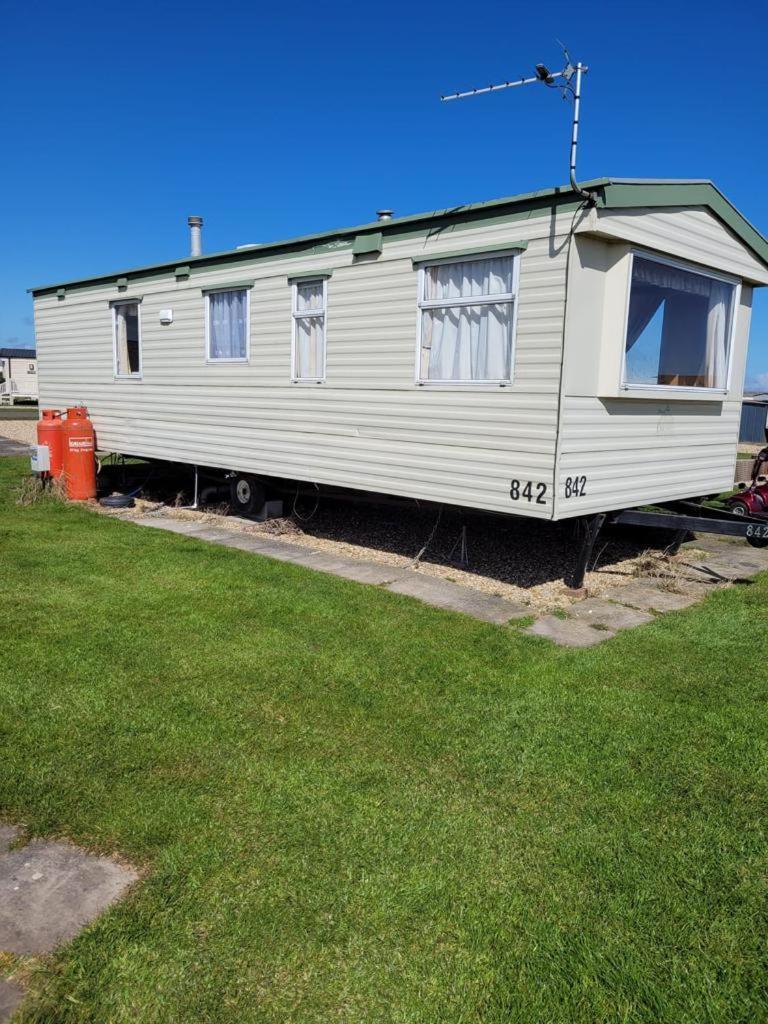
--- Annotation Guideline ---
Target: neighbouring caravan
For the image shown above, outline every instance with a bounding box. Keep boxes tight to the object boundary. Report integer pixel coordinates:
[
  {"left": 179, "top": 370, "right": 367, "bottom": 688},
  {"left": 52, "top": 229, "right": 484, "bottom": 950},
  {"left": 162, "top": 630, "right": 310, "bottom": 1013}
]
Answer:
[
  {"left": 0, "top": 347, "right": 38, "bottom": 404},
  {"left": 30, "top": 178, "right": 768, "bottom": 552}
]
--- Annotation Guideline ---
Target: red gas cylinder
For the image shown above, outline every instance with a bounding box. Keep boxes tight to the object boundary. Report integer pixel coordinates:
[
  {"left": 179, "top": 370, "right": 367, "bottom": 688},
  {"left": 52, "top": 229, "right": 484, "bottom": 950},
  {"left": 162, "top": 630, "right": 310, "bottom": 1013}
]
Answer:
[
  {"left": 36, "top": 409, "right": 64, "bottom": 478},
  {"left": 62, "top": 406, "right": 97, "bottom": 500}
]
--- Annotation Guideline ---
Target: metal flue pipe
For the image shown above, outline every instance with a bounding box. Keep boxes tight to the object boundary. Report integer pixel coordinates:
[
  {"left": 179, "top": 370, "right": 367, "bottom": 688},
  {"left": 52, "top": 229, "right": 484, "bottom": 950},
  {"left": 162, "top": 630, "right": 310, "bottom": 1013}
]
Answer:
[{"left": 187, "top": 216, "right": 203, "bottom": 257}]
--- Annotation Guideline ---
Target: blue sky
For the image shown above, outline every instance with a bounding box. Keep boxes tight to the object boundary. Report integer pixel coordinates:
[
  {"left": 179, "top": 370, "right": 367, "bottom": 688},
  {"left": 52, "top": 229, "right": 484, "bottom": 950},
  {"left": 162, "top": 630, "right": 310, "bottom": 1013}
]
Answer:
[{"left": 2, "top": 0, "right": 767, "bottom": 388}]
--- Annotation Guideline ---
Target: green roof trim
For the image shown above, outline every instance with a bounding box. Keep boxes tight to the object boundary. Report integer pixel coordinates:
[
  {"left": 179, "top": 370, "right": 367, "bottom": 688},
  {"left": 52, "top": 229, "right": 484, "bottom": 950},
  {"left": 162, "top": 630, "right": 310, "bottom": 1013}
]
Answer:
[
  {"left": 352, "top": 232, "right": 383, "bottom": 255},
  {"left": 201, "top": 280, "right": 255, "bottom": 294},
  {"left": 287, "top": 270, "right": 334, "bottom": 283},
  {"left": 28, "top": 179, "right": 768, "bottom": 296},
  {"left": 412, "top": 240, "right": 528, "bottom": 265},
  {"left": 174, "top": 265, "right": 191, "bottom": 279}
]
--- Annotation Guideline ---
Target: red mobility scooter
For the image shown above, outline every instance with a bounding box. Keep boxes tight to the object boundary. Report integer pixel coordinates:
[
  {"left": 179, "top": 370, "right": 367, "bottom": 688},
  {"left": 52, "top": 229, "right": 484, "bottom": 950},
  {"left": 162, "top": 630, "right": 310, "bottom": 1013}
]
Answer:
[{"left": 725, "top": 410, "right": 768, "bottom": 547}]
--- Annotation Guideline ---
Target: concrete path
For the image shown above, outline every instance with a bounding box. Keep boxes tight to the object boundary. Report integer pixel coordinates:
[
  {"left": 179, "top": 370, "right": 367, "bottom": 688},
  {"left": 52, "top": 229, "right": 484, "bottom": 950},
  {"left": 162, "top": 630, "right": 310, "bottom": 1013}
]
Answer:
[
  {"left": 0, "top": 824, "right": 137, "bottom": 1020},
  {"left": 0, "top": 837, "right": 138, "bottom": 956},
  {"left": 129, "top": 514, "right": 768, "bottom": 645},
  {"left": 0, "top": 438, "right": 29, "bottom": 458},
  {"left": 133, "top": 515, "right": 530, "bottom": 625},
  {"left": 527, "top": 539, "right": 768, "bottom": 647}
]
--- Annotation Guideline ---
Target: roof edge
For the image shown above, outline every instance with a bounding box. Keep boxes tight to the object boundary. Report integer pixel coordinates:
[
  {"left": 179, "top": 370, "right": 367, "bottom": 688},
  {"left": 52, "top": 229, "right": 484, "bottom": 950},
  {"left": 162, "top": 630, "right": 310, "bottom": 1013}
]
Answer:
[{"left": 29, "top": 178, "right": 768, "bottom": 295}]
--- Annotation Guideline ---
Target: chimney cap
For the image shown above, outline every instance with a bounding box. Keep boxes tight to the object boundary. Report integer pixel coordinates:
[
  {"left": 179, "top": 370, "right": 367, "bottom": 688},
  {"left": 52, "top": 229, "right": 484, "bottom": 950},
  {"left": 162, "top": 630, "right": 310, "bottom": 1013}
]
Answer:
[
  {"left": 376, "top": 209, "right": 394, "bottom": 221},
  {"left": 187, "top": 215, "right": 204, "bottom": 227}
]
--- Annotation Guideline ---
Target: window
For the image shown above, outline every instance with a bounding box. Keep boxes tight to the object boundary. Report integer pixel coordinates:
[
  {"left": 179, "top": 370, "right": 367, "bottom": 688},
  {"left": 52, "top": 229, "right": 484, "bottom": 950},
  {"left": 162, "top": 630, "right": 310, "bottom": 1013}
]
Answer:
[
  {"left": 292, "top": 279, "right": 326, "bottom": 381},
  {"left": 623, "top": 254, "right": 736, "bottom": 391},
  {"left": 207, "top": 289, "right": 249, "bottom": 361},
  {"left": 113, "top": 302, "right": 141, "bottom": 376},
  {"left": 417, "top": 254, "right": 517, "bottom": 383}
]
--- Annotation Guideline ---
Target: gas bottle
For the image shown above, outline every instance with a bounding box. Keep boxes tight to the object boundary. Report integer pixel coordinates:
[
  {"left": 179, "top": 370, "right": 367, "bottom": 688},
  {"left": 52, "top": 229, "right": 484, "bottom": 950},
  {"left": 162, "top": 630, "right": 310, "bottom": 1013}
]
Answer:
[
  {"left": 62, "top": 406, "right": 96, "bottom": 500},
  {"left": 36, "top": 409, "right": 64, "bottom": 478}
]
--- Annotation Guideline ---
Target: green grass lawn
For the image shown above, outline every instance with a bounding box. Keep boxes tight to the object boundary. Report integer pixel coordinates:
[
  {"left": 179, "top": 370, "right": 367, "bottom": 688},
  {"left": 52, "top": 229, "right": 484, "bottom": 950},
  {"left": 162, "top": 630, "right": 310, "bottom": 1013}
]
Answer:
[{"left": 1, "top": 457, "right": 767, "bottom": 1023}]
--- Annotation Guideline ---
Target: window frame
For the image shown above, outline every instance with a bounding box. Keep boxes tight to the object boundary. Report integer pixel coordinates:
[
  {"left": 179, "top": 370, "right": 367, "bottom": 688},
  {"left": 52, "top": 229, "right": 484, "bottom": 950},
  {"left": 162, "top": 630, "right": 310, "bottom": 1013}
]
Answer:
[
  {"left": 205, "top": 286, "right": 251, "bottom": 363},
  {"left": 414, "top": 249, "right": 520, "bottom": 387},
  {"left": 619, "top": 249, "right": 740, "bottom": 396},
  {"left": 112, "top": 299, "right": 143, "bottom": 379},
  {"left": 291, "top": 277, "right": 327, "bottom": 384}
]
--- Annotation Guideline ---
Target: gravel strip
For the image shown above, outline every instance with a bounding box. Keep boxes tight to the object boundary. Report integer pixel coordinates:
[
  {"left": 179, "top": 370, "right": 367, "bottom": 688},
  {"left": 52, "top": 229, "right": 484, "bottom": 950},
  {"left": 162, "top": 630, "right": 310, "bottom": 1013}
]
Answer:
[{"left": 0, "top": 420, "right": 36, "bottom": 444}]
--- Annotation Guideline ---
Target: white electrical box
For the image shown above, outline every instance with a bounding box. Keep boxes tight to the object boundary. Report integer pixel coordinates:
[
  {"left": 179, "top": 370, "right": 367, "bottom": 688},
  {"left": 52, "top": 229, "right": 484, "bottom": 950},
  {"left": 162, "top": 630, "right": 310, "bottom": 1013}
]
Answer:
[
  {"left": 159, "top": 309, "right": 173, "bottom": 324},
  {"left": 31, "top": 444, "right": 50, "bottom": 474}
]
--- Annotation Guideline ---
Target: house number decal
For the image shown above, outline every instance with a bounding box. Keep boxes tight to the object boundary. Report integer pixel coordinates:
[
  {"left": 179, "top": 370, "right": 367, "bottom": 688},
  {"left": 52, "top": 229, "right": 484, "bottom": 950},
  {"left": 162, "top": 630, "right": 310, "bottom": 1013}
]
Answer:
[
  {"left": 510, "top": 480, "right": 547, "bottom": 504},
  {"left": 746, "top": 524, "right": 768, "bottom": 539},
  {"left": 564, "top": 475, "right": 588, "bottom": 498}
]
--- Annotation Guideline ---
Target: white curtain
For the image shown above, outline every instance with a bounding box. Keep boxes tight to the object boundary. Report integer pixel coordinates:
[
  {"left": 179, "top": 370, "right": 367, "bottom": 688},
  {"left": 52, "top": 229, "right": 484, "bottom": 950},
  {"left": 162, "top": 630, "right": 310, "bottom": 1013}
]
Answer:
[
  {"left": 632, "top": 257, "right": 712, "bottom": 297},
  {"left": 209, "top": 290, "right": 247, "bottom": 359},
  {"left": 627, "top": 258, "right": 733, "bottom": 388},
  {"left": 115, "top": 307, "right": 129, "bottom": 374},
  {"left": 423, "top": 304, "right": 510, "bottom": 381},
  {"left": 421, "top": 257, "right": 513, "bottom": 381},
  {"left": 705, "top": 281, "right": 731, "bottom": 388},
  {"left": 424, "top": 257, "right": 513, "bottom": 302},
  {"left": 294, "top": 282, "right": 325, "bottom": 379}
]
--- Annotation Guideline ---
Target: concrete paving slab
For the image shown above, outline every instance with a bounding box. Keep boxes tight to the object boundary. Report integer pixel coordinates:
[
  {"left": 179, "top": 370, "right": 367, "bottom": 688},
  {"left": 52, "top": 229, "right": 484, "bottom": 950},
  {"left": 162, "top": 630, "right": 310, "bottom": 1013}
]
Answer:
[
  {"left": 0, "top": 979, "right": 24, "bottom": 1022},
  {"left": 0, "top": 840, "right": 138, "bottom": 955},
  {"left": 684, "top": 557, "right": 762, "bottom": 581},
  {"left": 0, "top": 438, "right": 29, "bottom": 458},
  {"left": 181, "top": 526, "right": 239, "bottom": 544},
  {"left": 0, "top": 826, "right": 19, "bottom": 855},
  {"left": 132, "top": 517, "right": 203, "bottom": 536},
  {"left": 201, "top": 532, "right": 281, "bottom": 554},
  {"left": 568, "top": 599, "right": 653, "bottom": 630},
  {"left": 387, "top": 573, "right": 529, "bottom": 624},
  {"left": 318, "top": 559, "right": 405, "bottom": 586},
  {"left": 669, "top": 577, "right": 719, "bottom": 599},
  {"left": 526, "top": 615, "right": 613, "bottom": 647},
  {"left": 601, "top": 581, "right": 700, "bottom": 613},
  {"left": 293, "top": 551, "right": 405, "bottom": 585}
]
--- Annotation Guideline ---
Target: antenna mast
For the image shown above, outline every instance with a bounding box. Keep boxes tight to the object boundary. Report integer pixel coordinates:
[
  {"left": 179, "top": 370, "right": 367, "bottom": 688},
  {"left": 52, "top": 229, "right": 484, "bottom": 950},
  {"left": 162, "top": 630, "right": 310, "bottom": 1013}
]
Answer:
[{"left": 441, "top": 46, "right": 594, "bottom": 204}]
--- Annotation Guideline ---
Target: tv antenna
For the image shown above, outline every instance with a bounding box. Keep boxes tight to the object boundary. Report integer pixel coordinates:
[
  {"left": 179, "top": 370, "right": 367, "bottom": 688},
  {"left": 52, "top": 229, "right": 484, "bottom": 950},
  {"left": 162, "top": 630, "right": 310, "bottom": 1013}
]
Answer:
[{"left": 441, "top": 44, "right": 595, "bottom": 205}]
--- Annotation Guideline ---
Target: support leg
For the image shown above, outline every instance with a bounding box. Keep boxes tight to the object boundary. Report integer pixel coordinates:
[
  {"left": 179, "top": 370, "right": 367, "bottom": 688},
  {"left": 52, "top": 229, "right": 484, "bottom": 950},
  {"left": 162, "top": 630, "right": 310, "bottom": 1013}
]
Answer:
[
  {"left": 666, "top": 527, "right": 689, "bottom": 557},
  {"left": 569, "top": 513, "right": 606, "bottom": 591}
]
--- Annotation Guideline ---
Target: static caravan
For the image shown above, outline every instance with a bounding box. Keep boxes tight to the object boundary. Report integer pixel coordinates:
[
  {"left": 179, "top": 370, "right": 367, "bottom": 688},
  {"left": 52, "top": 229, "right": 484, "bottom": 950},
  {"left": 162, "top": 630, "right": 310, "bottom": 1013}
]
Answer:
[
  {"left": 0, "top": 347, "right": 38, "bottom": 404},
  {"left": 30, "top": 178, "right": 768, "bottom": 576}
]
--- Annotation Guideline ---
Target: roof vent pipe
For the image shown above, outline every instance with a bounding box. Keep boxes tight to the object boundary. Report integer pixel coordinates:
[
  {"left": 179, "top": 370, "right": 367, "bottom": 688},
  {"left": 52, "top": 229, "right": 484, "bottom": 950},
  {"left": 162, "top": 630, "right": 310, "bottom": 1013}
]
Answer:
[
  {"left": 187, "top": 216, "right": 203, "bottom": 257},
  {"left": 376, "top": 209, "right": 393, "bottom": 221}
]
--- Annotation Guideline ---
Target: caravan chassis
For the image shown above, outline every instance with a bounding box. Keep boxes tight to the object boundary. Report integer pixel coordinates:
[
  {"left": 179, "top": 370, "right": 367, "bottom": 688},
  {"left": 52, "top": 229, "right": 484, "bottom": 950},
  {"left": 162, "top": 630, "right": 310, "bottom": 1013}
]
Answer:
[{"left": 100, "top": 456, "right": 766, "bottom": 591}]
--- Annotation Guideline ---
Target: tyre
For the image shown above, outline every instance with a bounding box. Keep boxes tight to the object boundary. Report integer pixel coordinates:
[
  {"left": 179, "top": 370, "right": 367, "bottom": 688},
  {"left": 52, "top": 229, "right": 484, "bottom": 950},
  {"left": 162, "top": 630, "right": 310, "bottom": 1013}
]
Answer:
[
  {"left": 730, "top": 502, "right": 748, "bottom": 517},
  {"left": 229, "top": 474, "right": 266, "bottom": 516}
]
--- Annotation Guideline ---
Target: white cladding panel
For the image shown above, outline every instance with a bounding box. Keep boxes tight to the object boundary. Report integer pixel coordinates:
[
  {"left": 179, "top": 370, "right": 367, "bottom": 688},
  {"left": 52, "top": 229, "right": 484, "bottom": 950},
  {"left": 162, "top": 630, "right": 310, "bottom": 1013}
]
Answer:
[
  {"left": 556, "top": 396, "right": 743, "bottom": 517},
  {"left": 581, "top": 206, "right": 768, "bottom": 284},
  {"left": 35, "top": 209, "right": 572, "bottom": 518}
]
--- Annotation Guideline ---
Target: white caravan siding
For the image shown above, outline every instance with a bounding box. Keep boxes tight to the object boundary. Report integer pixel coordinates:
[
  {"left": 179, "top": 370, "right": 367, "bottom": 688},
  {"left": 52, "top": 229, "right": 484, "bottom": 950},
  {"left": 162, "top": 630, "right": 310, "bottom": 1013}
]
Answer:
[
  {"left": 554, "top": 206, "right": 757, "bottom": 518},
  {"left": 34, "top": 199, "right": 765, "bottom": 521},
  {"left": 35, "top": 208, "right": 573, "bottom": 518}
]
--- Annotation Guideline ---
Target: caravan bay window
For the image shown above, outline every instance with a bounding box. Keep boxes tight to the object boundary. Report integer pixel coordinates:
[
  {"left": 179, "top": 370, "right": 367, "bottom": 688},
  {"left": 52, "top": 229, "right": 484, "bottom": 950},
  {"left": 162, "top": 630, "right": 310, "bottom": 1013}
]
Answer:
[
  {"left": 622, "top": 254, "right": 736, "bottom": 391},
  {"left": 417, "top": 253, "right": 518, "bottom": 384},
  {"left": 113, "top": 301, "right": 141, "bottom": 377}
]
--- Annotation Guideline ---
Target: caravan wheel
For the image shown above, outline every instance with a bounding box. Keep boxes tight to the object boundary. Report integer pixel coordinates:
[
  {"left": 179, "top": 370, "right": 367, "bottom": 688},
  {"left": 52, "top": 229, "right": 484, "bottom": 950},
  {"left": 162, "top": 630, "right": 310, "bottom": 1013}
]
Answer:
[{"left": 229, "top": 474, "right": 265, "bottom": 516}]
